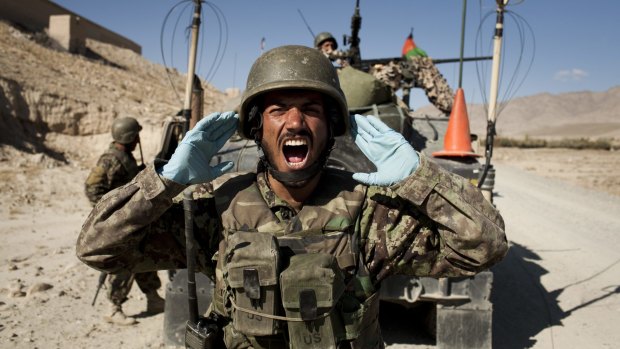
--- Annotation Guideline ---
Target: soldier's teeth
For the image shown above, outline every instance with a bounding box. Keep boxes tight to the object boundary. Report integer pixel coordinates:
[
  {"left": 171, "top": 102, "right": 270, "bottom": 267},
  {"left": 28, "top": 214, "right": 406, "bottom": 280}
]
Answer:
[{"left": 284, "top": 139, "right": 307, "bottom": 146}]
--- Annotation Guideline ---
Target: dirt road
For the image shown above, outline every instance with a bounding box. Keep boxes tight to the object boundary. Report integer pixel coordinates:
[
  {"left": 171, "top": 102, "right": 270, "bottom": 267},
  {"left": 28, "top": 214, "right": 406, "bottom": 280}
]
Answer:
[
  {"left": 1, "top": 155, "right": 619, "bottom": 348},
  {"left": 384, "top": 162, "right": 620, "bottom": 348},
  {"left": 490, "top": 163, "right": 620, "bottom": 348}
]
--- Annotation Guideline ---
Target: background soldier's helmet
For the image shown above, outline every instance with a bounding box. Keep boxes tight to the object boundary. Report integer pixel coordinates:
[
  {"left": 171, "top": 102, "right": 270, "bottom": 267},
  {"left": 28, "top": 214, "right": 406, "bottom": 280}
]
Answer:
[
  {"left": 238, "top": 45, "right": 348, "bottom": 140},
  {"left": 111, "top": 117, "right": 142, "bottom": 144},
  {"left": 314, "top": 32, "right": 338, "bottom": 50}
]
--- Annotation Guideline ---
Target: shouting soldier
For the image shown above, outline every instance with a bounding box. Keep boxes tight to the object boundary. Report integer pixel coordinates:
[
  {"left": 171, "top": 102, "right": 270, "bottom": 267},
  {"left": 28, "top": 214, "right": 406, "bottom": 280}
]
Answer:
[{"left": 77, "top": 46, "right": 507, "bottom": 347}]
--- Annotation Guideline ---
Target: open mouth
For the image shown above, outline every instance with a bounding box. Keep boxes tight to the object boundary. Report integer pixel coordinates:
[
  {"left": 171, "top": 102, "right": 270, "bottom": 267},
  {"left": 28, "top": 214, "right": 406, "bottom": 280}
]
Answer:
[{"left": 282, "top": 138, "right": 309, "bottom": 169}]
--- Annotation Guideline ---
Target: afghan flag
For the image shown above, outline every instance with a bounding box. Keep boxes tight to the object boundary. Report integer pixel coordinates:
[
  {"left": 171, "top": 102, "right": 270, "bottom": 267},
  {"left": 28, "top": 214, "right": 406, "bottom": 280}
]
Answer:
[{"left": 402, "top": 32, "right": 427, "bottom": 59}]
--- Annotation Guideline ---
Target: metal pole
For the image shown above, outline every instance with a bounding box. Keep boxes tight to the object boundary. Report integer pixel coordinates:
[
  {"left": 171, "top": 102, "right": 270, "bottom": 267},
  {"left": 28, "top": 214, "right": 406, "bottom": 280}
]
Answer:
[
  {"left": 458, "top": 0, "right": 467, "bottom": 88},
  {"left": 181, "top": 0, "right": 202, "bottom": 133},
  {"left": 190, "top": 74, "right": 204, "bottom": 130},
  {"left": 181, "top": 0, "right": 202, "bottom": 328},
  {"left": 183, "top": 189, "right": 199, "bottom": 325},
  {"left": 402, "top": 87, "right": 411, "bottom": 108},
  {"left": 478, "top": 0, "right": 508, "bottom": 202}
]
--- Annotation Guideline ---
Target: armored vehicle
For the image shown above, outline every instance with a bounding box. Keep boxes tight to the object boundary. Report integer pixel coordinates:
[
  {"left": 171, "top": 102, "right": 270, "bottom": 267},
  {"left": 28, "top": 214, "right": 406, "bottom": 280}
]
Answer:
[{"left": 159, "top": 2, "right": 498, "bottom": 348}]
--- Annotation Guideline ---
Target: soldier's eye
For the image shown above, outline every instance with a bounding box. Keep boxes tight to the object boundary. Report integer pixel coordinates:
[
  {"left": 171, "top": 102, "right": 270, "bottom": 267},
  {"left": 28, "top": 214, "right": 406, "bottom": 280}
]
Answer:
[
  {"left": 265, "top": 106, "right": 286, "bottom": 117},
  {"left": 302, "top": 102, "right": 323, "bottom": 116},
  {"left": 303, "top": 107, "right": 321, "bottom": 117}
]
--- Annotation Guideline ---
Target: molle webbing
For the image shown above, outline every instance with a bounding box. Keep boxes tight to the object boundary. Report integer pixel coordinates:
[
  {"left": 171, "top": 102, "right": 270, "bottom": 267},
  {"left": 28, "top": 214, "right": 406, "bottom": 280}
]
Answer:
[{"left": 212, "top": 169, "right": 381, "bottom": 347}]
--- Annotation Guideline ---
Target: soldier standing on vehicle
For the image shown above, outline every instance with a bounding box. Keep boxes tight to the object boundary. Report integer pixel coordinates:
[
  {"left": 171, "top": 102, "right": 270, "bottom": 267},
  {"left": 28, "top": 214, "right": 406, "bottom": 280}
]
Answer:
[
  {"left": 77, "top": 46, "right": 507, "bottom": 347},
  {"left": 84, "top": 117, "right": 165, "bottom": 326},
  {"left": 314, "top": 31, "right": 349, "bottom": 67}
]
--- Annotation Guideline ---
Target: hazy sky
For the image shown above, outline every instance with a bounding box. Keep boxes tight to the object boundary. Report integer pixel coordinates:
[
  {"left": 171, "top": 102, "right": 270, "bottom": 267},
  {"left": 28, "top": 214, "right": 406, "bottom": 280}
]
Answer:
[{"left": 51, "top": 0, "right": 619, "bottom": 110}]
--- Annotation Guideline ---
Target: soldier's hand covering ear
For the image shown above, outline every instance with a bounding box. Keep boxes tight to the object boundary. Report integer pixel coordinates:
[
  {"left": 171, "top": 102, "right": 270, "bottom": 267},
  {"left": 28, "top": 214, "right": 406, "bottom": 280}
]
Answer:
[
  {"left": 350, "top": 114, "right": 419, "bottom": 186},
  {"left": 159, "top": 111, "right": 239, "bottom": 185}
]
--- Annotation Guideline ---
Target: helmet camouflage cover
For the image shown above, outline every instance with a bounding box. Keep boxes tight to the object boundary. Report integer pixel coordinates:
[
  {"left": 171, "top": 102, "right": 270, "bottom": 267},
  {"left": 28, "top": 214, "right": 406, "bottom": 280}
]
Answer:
[
  {"left": 238, "top": 45, "right": 348, "bottom": 139},
  {"left": 314, "top": 32, "right": 338, "bottom": 50},
  {"left": 111, "top": 117, "right": 142, "bottom": 144}
]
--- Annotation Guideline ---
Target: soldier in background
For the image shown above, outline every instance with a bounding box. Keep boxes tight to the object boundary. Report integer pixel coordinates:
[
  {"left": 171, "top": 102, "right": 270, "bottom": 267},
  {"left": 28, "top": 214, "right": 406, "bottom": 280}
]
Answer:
[
  {"left": 314, "top": 31, "right": 350, "bottom": 67},
  {"left": 314, "top": 30, "right": 454, "bottom": 115},
  {"left": 84, "top": 117, "right": 165, "bottom": 326}
]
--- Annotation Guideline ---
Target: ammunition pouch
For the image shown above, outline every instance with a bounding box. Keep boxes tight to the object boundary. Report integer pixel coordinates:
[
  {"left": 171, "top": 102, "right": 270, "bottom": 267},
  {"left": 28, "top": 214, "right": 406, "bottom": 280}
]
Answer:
[
  {"left": 224, "top": 231, "right": 280, "bottom": 336},
  {"left": 280, "top": 253, "right": 346, "bottom": 348},
  {"left": 345, "top": 293, "right": 382, "bottom": 349}
]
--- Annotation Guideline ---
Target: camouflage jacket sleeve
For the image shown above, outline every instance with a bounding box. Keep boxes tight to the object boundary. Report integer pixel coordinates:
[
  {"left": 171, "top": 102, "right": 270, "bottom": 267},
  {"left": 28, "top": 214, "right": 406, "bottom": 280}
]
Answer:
[
  {"left": 359, "top": 153, "right": 508, "bottom": 281},
  {"left": 77, "top": 162, "right": 219, "bottom": 276}
]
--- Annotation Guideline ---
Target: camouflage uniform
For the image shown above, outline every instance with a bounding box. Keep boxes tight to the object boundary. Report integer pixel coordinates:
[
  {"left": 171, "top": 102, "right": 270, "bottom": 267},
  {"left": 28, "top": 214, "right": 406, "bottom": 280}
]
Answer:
[
  {"left": 84, "top": 143, "right": 160, "bottom": 307},
  {"left": 325, "top": 50, "right": 351, "bottom": 68},
  {"left": 370, "top": 56, "right": 454, "bottom": 115},
  {"left": 369, "top": 61, "right": 403, "bottom": 91},
  {"left": 77, "top": 153, "right": 507, "bottom": 347},
  {"left": 85, "top": 142, "right": 143, "bottom": 204}
]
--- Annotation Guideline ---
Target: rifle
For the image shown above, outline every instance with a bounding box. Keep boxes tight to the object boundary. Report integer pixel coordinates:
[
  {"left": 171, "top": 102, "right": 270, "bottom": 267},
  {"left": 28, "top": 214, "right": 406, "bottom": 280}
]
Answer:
[{"left": 91, "top": 271, "right": 107, "bottom": 306}]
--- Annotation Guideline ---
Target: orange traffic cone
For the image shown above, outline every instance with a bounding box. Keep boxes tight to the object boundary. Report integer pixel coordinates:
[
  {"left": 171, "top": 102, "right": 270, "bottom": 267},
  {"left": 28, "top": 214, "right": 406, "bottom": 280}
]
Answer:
[{"left": 432, "top": 88, "right": 480, "bottom": 157}]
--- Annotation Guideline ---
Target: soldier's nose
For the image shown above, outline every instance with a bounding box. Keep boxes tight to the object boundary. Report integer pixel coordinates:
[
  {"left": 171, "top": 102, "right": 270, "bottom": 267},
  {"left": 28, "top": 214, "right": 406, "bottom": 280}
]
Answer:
[{"left": 285, "top": 108, "right": 305, "bottom": 129}]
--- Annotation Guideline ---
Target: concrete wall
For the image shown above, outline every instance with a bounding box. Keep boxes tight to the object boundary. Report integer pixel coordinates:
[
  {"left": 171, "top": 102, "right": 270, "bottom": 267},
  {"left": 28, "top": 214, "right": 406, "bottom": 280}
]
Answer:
[
  {"left": 0, "top": 0, "right": 141, "bottom": 54},
  {"left": 48, "top": 15, "right": 84, "bottom": 53}
]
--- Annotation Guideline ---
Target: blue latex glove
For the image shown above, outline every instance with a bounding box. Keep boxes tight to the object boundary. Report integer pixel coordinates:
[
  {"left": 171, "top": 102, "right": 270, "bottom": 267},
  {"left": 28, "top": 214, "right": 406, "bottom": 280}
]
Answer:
[
  {"left": 350, "top": 114, "right": 419, "bottom": 186},
  {"left": 159, "top": 111, "right": 239, "bottom": 185}
]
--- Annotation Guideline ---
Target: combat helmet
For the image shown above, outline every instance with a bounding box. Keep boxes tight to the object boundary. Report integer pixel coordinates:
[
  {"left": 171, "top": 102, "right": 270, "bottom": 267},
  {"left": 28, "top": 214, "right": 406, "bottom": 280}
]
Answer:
[
  {"left": 238, "top": 45, "right": 348, "bottom": 140},
  {"left": 111, "top": 117, "right": 142, "bottom": 144},
  {"left": 314, "top": 32, "right": 338, "bottom": 50}
]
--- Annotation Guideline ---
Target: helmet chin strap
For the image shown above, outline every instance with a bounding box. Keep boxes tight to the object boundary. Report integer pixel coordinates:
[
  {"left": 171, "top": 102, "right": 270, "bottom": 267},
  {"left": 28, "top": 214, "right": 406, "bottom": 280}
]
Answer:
[{"left": 261, "top": 158, "right": 324, "bottom": 187}]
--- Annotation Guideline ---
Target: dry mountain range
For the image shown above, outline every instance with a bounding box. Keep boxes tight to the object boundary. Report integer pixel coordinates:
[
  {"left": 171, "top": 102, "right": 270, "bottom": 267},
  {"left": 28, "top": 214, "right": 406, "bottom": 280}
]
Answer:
[{"left": 1, "top": 19, "right": 619, "bottom": 165}]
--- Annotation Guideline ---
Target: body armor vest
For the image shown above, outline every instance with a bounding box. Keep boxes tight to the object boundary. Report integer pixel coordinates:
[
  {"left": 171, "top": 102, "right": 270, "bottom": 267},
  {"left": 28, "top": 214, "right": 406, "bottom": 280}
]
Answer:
[{"left": 210, "top": 170, "right": 383, "bottom": 349}]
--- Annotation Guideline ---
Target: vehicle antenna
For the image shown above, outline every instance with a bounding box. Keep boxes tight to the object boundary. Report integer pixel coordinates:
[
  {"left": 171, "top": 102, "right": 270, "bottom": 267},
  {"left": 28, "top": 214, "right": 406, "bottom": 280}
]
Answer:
[
  {"left": 487, "top": 0, "right": 508, "bottom": 126},
  {"left": 181, "top": 0, "right": 202, "bottom": 135},
  {"left": 297, "top": 9, "right": 315, "bottom": 39},
  {"left": 458, "top": 0, "right": 467, "bottom": 88}
]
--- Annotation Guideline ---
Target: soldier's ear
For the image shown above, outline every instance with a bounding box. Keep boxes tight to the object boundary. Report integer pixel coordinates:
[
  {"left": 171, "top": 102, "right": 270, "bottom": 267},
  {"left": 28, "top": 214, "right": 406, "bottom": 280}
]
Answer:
[
  {"left": 324, "top": 97, "right": 345, "bottom": 137},
  {"left": 255, "top": 127, "right": 263, "bottom": 143},
  {"left": 248, "top": 103, "right": 264, "bottom": 141}
]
